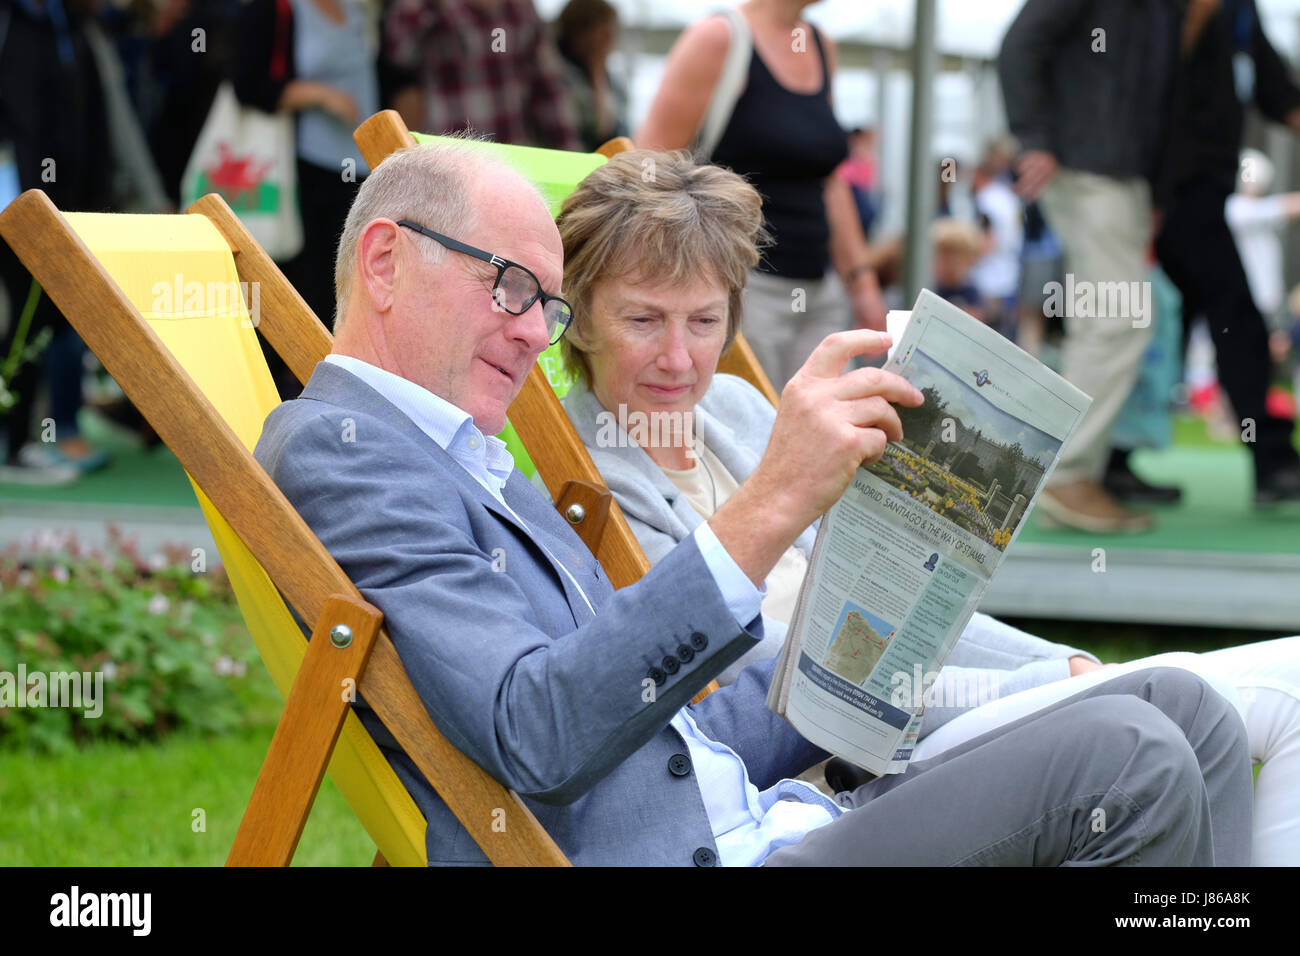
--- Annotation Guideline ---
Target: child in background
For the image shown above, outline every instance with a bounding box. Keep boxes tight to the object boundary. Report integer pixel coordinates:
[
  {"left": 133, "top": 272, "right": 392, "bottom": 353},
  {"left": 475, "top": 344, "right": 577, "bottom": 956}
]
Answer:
[
  {"left": 836, "top": 127, "right": 880, "bottom": 238},
  {"left": 969, "top": 154, "right": 1022, "bottom": 338},
  {"left": 930, "top": 217, "right": 986, "bottom": 324},
  {"left": 1225, "top": 148, "right": 1300, "bottom": 419},
  {"left": 1284, "top": 284, "right": 1300, "bottom": 408}
]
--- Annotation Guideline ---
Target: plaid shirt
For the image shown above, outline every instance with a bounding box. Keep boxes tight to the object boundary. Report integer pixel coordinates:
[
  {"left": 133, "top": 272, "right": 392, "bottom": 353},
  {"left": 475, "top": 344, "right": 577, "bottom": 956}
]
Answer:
[{"left": 385, "top": 0, "right": 583, "bottom": 151}]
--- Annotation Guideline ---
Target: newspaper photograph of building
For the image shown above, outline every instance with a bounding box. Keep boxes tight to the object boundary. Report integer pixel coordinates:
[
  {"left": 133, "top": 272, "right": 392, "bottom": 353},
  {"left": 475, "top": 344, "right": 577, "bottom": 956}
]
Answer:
[{"left": 866, "top": 347, "right": 1060, "bottom": 550}]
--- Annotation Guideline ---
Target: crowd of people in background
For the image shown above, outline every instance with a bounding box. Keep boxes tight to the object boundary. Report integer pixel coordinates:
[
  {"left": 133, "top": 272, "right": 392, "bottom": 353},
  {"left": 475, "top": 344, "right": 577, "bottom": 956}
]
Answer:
[
  {"left": 3, "top": 0, "right": 1299, "bottom": 535},
  {"left": 839, "top": 0, "right": 1300, "bottom": 532},
  {"left": 0, "top": 0, "right": 624, "bottom": 484}
]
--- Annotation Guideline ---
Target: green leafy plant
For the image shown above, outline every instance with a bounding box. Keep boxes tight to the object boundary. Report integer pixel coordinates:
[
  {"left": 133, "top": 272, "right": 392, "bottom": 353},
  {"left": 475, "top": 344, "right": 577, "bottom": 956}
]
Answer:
[{"left": 0, "top": 526, "right": 262, "bottom": 752}]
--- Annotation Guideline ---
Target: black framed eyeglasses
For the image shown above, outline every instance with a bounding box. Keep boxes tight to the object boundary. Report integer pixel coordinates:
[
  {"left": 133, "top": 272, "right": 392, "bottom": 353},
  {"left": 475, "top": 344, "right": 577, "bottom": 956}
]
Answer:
[{"left": 397, "top": 220, "right": 573, "bottom": 346}]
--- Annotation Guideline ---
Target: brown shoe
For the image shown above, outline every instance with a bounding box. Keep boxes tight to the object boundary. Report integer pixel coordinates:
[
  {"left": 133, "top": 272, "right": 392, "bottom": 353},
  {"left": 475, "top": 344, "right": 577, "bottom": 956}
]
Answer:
[{"left": 1037, "top": 479, "right": 1154, "bottom": 533}]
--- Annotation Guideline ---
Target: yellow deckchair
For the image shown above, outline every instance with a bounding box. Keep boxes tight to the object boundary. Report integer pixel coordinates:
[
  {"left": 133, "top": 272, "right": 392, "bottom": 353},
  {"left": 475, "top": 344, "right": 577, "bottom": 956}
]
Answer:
[
  {"left": 0, "top": 119, "right": 782, "bottom": 867},
  {"left": 0, "top": 190, "right": 565, "bottom": 866}
]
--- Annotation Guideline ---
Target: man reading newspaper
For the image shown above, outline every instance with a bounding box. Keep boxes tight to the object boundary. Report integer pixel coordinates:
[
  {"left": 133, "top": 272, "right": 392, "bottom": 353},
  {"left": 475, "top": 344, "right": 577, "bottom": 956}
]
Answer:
[{"left": 254, "top": 143, "right": 1251, "bottom": 866}]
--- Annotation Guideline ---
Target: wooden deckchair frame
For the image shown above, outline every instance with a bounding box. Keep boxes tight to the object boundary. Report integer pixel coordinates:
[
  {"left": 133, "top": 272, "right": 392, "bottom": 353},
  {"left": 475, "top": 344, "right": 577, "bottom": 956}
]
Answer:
[
  {"left": 0, "top": 189, "right": 568, "bottom": 867},
  {"left": 0, "top": 117, "right": 783, "bottom": 869}
]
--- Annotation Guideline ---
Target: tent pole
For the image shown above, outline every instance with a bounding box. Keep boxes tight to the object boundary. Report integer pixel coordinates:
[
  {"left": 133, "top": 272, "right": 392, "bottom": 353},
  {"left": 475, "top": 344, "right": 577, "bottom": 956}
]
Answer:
[{"left": 903, "top": 0, "right": 938, "bottom": 304}]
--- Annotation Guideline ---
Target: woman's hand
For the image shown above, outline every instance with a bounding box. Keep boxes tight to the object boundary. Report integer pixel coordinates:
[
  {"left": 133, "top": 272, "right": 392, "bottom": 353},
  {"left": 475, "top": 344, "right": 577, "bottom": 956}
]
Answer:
[
  {"left": 849, "top": 269, "right": 887, "bottom": 332},
  {"left": 1069, "top": 656, "right": 1114, "bottom": 677},
  {"left": 279, "top": 81, "right": 360, "bottom": 127},
  {"left": 319, "top": 87, "right": 361, "bottom": 127}
]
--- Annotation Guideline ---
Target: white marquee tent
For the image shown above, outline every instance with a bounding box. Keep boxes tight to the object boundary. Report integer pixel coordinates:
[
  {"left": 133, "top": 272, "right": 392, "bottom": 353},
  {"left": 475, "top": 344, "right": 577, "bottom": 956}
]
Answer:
[
  {"left": 538, "top": 0, "right": 1300, "bottom": 59},
  {"left": 535, "top": 0, "right": 1300, "bottom": 292}
]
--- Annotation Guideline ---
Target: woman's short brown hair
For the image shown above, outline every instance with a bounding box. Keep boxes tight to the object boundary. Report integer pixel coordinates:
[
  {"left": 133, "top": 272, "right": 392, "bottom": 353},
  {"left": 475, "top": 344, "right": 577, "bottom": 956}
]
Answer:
[{"left": 556, "top": 149, "right": 768, "bottom": 383}]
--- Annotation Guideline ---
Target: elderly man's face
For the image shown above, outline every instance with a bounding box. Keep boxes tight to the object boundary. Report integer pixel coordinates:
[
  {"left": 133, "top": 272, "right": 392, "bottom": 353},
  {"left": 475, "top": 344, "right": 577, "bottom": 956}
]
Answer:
[{"left": 393, "top": 176, "right": 561, "bottom": 434}]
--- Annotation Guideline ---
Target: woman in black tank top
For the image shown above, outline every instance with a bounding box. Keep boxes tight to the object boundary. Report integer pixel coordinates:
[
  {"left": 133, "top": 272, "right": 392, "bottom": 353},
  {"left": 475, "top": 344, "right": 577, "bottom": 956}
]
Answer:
[
  {"left": 710, "top": 22, "right": 845, "bottom": 280},
  {"left": 636, "top": 1, "right": 886, "bottom": 388}
]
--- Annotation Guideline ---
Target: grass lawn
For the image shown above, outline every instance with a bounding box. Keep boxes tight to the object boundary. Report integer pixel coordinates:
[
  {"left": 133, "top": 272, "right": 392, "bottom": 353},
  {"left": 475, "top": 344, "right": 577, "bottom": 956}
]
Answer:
[
  {"left": 0, "top": 723, "right": 375, "bottom": 866},
  {"left": 2, "top": 617, "right": 1283, "bottom": 866},
  {"left": 2, "top": 408, "right": 1286, "bottom": 865},
  {"left": 0, "top": 641, "right": 375, "bottom": 866}
]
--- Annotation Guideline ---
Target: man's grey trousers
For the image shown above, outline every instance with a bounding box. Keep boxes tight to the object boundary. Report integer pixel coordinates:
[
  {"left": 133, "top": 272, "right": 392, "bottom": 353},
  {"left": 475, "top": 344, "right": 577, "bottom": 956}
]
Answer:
[{"left": 766, "top": 668, "right": 1252, "bottom": 865}]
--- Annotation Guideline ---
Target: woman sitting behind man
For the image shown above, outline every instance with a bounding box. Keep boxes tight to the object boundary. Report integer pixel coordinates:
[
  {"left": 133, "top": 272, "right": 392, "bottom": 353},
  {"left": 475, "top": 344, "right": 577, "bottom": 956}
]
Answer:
[
  {"left": 556, "top": 150, "right": 1096, "bottom": 702},
  {"left": 555, "top": 150, "right": 1300, "bottom": 865}
]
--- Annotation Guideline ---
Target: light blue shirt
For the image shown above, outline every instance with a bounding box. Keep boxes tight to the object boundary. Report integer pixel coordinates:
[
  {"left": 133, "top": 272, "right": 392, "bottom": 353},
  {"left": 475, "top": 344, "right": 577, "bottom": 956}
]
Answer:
[
  {"left": 325, "top": 355, "right": 516, "bottom": 502},
  {"left": 291, "top": 0, "right": 378, "bottom": 174},
  {"left": 322, "top": 353, "right": 837, "bottom": 864}
]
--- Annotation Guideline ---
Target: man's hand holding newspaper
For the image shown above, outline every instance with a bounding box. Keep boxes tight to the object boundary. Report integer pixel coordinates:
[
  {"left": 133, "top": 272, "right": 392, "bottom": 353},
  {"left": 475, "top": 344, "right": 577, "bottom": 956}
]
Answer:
[{"left": 709, "top": 330, "right": 925, "bottom": 590}]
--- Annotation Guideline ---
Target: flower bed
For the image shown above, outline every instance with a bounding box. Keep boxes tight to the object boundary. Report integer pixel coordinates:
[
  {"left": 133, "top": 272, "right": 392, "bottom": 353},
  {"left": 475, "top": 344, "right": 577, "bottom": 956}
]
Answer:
[{"left": 0, "top": 527, "right": 262, "bottom": 752}]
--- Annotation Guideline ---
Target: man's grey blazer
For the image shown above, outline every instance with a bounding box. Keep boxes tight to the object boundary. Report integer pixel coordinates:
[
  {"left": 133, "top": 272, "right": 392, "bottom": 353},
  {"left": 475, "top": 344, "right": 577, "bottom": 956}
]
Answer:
[
  {"left": 560, "top": 374, "right": 1096, "bottom": 731},
  {"left": 254, "top": 361, "right": 827, "bottom": 866}
]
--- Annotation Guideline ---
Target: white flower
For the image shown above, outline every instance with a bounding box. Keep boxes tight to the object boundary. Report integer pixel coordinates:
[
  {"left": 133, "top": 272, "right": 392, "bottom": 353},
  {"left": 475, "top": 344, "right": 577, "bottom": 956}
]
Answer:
[
  {"left": 17, "top": 569, "right": 33, "bottom": 587},
  {"left": 232, "top": 660, "right": 247, "bottom": 677},
  {"left": 148, "top": 553, "right": 168, "bottom": 571},
  {"left": 101, "top": 661, "right": 117, "bottom": 680},
  {"left": 214, "top": 656, "right": 233, "bottom": 676},
  {"left": 51, "top": 565, "right": 70, "bottom": 584},
  {"left": 147, "top": 593, "right": 169, "bottom": 615}
]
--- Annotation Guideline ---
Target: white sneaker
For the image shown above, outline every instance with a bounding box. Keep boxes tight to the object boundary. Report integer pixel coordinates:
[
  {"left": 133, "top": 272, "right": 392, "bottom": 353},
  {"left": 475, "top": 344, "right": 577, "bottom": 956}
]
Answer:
[{"left": 0, "top": 444, "right": 79, "bottom": 486}]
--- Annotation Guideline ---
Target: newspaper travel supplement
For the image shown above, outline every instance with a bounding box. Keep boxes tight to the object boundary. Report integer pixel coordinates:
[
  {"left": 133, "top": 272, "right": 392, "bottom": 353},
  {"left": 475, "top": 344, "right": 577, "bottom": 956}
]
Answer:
[{"left": 766, "top": 290, "right": 1092, "bottom": 775}]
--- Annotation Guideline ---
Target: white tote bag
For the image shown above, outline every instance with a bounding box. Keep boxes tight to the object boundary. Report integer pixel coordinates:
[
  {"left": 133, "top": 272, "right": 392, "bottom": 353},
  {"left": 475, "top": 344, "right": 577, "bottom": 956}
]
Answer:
[
  {"left": 692, "top": 8, "right": 752, "bottom": 163},
  {"left": 181, "top": 82, "right": 303, "bottom": 261}
]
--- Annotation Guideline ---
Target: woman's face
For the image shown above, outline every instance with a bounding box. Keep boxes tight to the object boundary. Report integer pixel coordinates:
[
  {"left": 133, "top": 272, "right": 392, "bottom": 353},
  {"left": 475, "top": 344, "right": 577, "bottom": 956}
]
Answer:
[{"left": 584, "top": 273, "right": 731, "bottom": 453}]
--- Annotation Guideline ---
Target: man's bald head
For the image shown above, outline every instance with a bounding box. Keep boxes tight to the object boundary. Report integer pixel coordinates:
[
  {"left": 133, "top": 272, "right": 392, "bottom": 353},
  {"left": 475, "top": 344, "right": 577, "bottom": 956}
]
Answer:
[
  {"left": 332, "top": 142, "right": 546, "bottom": 332},
  {"left": 329, "top": 141, "right": 563, "bottom": 434}
]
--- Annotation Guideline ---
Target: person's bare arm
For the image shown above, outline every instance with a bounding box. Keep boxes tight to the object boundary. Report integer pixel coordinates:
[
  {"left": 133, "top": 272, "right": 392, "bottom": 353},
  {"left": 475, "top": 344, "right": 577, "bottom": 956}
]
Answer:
[
  {"left": 634, "top": 15, "right": 733, "bottom": 149},
  {"left": 709, "top": 330, "right": 924, "bottom": 585},
  {"left": 825, "top": 174, "right": 886, "bottom": 330},
  {"left": 817, "top": 31, "right": 884, "bottom": 329}
]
